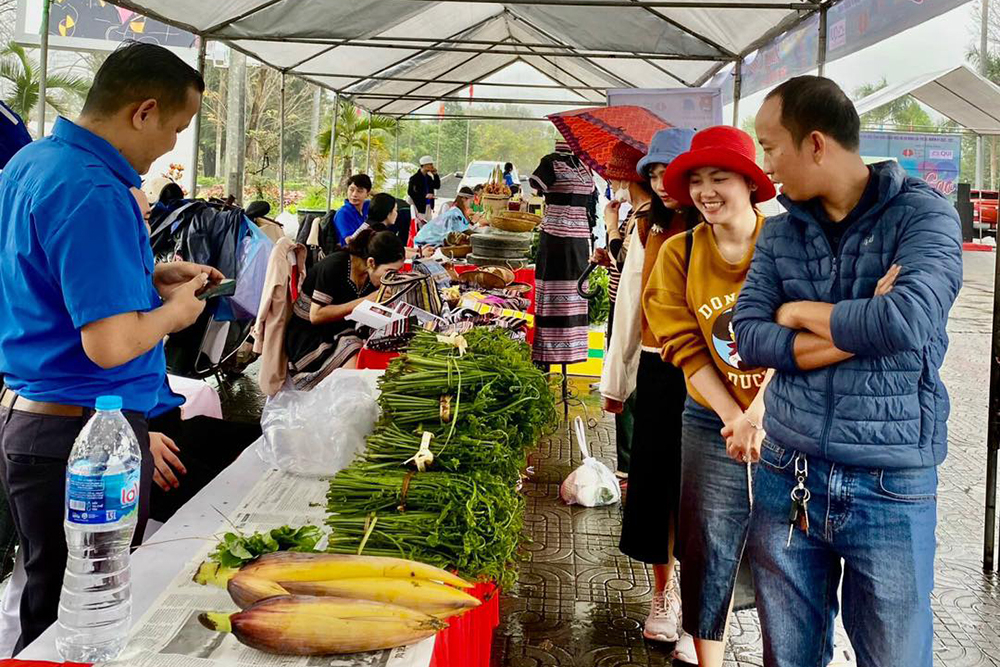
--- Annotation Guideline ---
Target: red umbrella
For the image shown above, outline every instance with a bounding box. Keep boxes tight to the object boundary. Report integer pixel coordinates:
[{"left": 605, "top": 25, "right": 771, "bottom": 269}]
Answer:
[{"left": 548, "top": 106, "right": 672, "bottom": 178}]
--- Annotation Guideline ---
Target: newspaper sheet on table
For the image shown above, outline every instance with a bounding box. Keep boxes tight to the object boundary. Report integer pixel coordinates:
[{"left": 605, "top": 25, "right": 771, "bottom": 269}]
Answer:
[{"left": 105, "top": 468, "right": 435, "bottom": 667}]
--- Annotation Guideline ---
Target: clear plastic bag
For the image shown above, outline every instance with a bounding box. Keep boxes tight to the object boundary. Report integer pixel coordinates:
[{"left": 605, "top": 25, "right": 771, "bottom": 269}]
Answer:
[
  {"left": 259, "top": 369, "right": 382, "bottom": 477},
  {"left": 559, "top": 417, "right": 622, "bottom": 507}
]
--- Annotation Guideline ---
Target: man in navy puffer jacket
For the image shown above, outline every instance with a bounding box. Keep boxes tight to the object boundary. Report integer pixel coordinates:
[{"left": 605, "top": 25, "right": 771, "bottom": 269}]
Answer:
[{"left": 733, "top": 76, "right": 962, "bottom": 667}]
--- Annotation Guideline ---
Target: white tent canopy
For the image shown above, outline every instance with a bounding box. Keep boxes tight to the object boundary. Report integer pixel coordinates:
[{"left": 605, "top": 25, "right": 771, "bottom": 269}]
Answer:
[
  {"left": 854, "top": 64, "right": 1000, "bottom": 136},
  {"left": 106, "top": 0, "right": 828, "bottom": 117}
]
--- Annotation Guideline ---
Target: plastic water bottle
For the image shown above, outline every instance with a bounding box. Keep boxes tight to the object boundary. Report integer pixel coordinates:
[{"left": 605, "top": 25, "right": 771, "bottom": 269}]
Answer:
[{"left": 56, "top": 395, "right": 141, "bottom": 662}]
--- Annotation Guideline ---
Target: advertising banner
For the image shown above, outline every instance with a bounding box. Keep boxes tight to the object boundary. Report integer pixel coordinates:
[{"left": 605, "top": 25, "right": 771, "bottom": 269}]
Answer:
[
  {"left": 606, "top": 87, "right": 724, "bottom": 130},
  {"left": 860, "top": 130, "right": 962, "bottom": 197},
  {"left": 709, "top": 0, "right": 971, "bottom": 103}
]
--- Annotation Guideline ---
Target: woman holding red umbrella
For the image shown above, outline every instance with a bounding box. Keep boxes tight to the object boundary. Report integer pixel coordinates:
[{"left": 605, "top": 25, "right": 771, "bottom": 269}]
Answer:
[{"left": 643, "top": 126, "right": 776, "bottom": 666}]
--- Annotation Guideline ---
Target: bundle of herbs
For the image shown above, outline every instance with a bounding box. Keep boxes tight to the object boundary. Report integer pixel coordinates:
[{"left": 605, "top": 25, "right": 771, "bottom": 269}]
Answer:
[
  {"left": 377, "top": 329, "right": 556, "bottom": 453},
  {"left": 326, "top": 468, "right": 524, "bottom": 588},
  {"left": 363, "top": 423, "right": 526, "bottom": 480}
]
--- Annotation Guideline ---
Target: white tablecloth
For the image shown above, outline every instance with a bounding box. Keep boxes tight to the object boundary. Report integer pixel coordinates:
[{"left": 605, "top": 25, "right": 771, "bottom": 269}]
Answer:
[{"left": 21, "top": 442, "right": 434, "bottom": 667}]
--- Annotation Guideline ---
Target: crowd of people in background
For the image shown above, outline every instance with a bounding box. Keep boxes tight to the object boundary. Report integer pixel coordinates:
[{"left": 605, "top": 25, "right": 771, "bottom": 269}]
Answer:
[{"left": 590, "top": 76, "right": 961, "bottom": 667}]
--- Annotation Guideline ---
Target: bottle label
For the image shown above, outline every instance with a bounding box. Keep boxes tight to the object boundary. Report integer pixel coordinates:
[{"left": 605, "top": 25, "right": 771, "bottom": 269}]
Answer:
[{"left": 66, "top": 469, "right": 140, "bottom": 525}]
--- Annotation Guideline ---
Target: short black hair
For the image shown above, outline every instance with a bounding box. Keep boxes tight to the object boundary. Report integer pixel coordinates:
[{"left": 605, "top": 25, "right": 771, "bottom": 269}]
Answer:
[
  {"left": 158, "top": 182, "right": 184, "bottom": 204},
  {"left": 347, "top": 174, "right": 373, "bottom": 192},
  {"left": 504, "top": 162, "right": 513, "bottom": 173},
  {"left": 368, "top": 192, "right": 397, "bottom": 223},
  {"left": 473, "top": 184, "right": 484, "bottom": 193},
  {"left": 82, "top": 41, "right": 205, "bottom": 118},
  {"left": 766, "top": 76, "right": 860, "bottom": 151}
]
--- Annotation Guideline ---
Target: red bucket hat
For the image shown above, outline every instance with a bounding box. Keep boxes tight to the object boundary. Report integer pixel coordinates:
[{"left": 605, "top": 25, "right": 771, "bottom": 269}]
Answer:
[
  {"left": 603, "top": 141, "right": 645, "bottom": 183},
  {"left": 661, "top": 126, "right": 776, "bottom": 206}
]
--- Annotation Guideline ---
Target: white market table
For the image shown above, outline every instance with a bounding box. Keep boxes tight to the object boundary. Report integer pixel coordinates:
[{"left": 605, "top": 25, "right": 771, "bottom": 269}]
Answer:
[{"left": 20, "top": 442, "right": 435, "bottom": 667}]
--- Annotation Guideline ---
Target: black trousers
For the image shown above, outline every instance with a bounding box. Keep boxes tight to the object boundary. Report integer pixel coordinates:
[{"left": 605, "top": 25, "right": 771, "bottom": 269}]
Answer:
[
  {"left": 147, "top": 410, "right": 260, "bottom": 523},
  {"left": 0, "top": 403, "right": 151, "bottom": 654}
]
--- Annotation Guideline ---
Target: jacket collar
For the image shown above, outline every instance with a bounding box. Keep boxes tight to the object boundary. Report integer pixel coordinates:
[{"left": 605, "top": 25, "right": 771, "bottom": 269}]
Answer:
[
  {"left": 52, "top": 117, "right": 141, "bottom": 189},
  {"left": 778, "top": 160, "right": 905, "bottom": 228}
]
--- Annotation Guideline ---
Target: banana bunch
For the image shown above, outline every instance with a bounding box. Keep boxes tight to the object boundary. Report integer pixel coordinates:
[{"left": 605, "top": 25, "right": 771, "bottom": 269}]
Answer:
[{"left": 196, "top": 552, "right": 481, "bottom": 655}]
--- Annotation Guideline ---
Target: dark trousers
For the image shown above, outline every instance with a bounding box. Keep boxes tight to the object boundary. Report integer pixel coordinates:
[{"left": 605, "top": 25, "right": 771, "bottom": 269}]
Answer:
[
  {"left": 0, "top": 404, "right": 151, "bottom": 654},
  {"left": 147, "top": 410, "right": 260, "bottom": 523}
]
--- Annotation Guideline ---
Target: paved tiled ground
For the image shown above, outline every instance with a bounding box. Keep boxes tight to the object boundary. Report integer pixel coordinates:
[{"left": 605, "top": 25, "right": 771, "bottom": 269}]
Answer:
[{"left": 493, "top": 250, "right": 1000, "bottom": 667}]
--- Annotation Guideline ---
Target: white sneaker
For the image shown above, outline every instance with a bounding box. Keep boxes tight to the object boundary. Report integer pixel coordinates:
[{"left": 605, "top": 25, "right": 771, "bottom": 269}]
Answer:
[
  {"left": 672, "top": 631, "right": 698, "bottom": 664},
  {"left": 642, "top": 588, "right": 680, "bottom": 642}
]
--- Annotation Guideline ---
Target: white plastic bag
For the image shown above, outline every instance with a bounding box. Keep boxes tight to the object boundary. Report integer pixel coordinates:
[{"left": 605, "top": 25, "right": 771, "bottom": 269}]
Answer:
[
  {"left": 258, "top": 369, "right": 382, "bottom": 477},
  {"left": 559, "top": 417, "right": 621, "bottom": 507}
]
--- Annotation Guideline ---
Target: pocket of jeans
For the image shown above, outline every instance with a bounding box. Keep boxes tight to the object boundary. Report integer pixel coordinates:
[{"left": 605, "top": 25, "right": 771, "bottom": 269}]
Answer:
[
  {"left": 876, "top": 467, "right": 937, "bottom": 502},
  {"left": 758, "top": 438, "right": 794, "bottom": 471}
]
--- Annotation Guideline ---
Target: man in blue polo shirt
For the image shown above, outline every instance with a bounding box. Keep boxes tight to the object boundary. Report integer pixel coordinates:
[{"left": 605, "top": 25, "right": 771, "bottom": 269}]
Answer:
[
  {"left": 332, "top": 173, "right": 372, "bottom": 244},
  {"left": 0, "top": 42, "right": 216, "bottom": 652}
]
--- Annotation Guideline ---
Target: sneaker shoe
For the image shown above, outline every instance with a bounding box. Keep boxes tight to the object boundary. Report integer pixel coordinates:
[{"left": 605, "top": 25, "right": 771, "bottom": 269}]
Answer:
[
  {"left": 672, "top": 632, "right": 697, "bottom": 664},
  {"left": 642, "top": 590, "right": 679, "bottom": 642}
]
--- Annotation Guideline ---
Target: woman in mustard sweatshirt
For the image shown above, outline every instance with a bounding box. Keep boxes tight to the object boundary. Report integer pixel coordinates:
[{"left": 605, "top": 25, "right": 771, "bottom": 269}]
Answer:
[{"left": 642, "top": 126, "right": 776, "bottom": 667}]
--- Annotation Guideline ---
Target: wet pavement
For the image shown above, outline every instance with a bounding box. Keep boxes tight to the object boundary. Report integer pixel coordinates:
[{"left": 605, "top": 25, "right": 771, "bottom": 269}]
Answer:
[
  {"left": 491, "top": 250, "right": 1000, "bottom": 667},
  {"left": 214, "top": 251, "right": 1000, "bottom": 666}
]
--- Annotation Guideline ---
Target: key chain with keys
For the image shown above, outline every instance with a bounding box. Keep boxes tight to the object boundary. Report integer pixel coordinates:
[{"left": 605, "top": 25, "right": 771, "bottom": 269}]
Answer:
[{"left": 786, "top": 454, "right": 810, "bottom": 548}]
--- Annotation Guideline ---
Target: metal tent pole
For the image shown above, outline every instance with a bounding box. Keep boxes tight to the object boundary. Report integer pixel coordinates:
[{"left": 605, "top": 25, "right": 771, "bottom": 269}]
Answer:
[
  {"left": 436, "top": 118, "right": 443, "bottom": 168},
  {"left": 465, "top": 119, "right": 471, "bottom": 168},
  {"left": 977, "top": 0, "right": 989, "bottom": 191},
  {"left": 983, "top": 0, "right": 998, "bottom": 573},
  {"left": 986, "top": 231, "right": 1000, "bottom": 572},
  {"left": 36, "top": 0, "right": 51, "bottom": 137},
  {"left": 817, "top": 3, "right": 828, "bottom": 77},
  {"left": 394, "top": 122, "right": 401, "bottom": 190},
  {"left": 326, "top": 92, "right": 340, "bottom": 211},
  {"left": 279, "top": 70, "right": 286, "bottom": 214},
  {"left": 366, "top": 117, "right": 373, "bottom": 174},
  {"left": 188, "top": 37, "right": 207, "bottom": 197},
  {"left": 731, "top": 58, "right": 743, "bottom": 127}
]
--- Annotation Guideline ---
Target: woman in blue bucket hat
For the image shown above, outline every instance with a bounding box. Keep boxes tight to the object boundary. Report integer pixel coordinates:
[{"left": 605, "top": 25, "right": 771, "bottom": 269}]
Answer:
[{"left": 599, "top": 127, "right": 698, "bottom": 663}]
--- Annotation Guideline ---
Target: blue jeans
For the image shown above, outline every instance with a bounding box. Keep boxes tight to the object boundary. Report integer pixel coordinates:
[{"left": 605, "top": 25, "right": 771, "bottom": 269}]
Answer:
[
  {"left": 748, "top": 439, "right": 937, "bottom": 667},
  {"left": 677, "top": 399, "right": 753, "bottom": 641}
]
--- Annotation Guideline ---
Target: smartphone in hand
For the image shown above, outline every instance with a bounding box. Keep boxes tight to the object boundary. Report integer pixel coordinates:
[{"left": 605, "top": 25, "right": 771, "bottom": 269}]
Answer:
[{"left": 197, "top": 278, "right": 236, "bottom": 301}]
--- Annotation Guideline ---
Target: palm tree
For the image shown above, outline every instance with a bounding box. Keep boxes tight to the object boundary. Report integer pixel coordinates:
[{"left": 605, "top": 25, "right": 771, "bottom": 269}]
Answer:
[
  {"left": 853, "top": 78, "right": 932, "bottom": 130},
  {"left": 967, "top": 47, "right": 1000, "bottom": 189},
  {"left": 316, "top": 100, "right": 398, "bottom": 190},
  {"left": 0, "top": 42, "right": 90, "bottom": 123}
]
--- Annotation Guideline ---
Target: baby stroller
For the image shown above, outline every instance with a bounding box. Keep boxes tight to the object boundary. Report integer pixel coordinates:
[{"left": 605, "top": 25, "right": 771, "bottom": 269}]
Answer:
[{"left": 149, "top": 198, "right": 274, "bottom": 380}]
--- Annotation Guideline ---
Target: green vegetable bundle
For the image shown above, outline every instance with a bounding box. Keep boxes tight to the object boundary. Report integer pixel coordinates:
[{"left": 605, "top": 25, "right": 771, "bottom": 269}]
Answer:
[
  {"left": 323, "top": 328, "right": 554, "bottom": 590},
  {"left": 363, "top": 423, "right": 526, "bottom": 480},
  {"left": 326, "top": 468, "right": 524, "bottom": 588},
  {"left": 377, "top": 329, "right": 556, "bottom": 454},
  {"left": 587, "top": 265, "right": 610, "bottom": 326}
]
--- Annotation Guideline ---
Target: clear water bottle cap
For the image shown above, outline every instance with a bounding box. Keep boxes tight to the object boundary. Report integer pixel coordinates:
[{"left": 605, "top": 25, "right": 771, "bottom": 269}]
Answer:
[{"left": 95, "top": 395, "right": 123, "bottom": 411}]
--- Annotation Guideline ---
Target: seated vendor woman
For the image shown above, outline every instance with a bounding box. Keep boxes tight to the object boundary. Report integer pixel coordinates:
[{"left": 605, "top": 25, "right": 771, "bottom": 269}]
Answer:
[
  {"left": 413, "top": 186, "right": 483, "bottom": 249},
  {"left": 285, "top": 223, "right": 405, "bottom": 389}
]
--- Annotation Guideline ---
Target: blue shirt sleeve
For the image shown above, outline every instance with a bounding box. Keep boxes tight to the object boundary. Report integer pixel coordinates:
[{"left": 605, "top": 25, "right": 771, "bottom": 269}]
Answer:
[
  {"left": 334, "top": 204, "right": 366, "bottom": 245},
  {"left": 40, "top": 183, "right": 157, "bottom": 329}
]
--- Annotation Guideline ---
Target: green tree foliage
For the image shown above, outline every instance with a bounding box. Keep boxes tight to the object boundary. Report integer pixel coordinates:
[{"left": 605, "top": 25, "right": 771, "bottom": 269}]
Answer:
[
  {"left": 316, "top": 100, "right": 398, "bottom": 190},
  {"left": 853, "top": 79, "right": 933, "bottom": 130},
  {"left": 393, "top": 103, "right": 557, "bottom": 180},
  {"left": 0, "top": 42, "right": 89, "bottom": 121}
]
